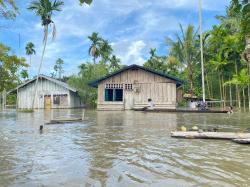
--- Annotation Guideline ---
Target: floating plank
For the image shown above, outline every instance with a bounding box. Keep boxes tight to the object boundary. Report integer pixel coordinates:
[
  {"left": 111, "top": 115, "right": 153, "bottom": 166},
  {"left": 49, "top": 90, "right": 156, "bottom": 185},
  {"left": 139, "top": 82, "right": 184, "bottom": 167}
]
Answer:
[
  {"left": 46, "top": 117, "right": 83, "bottom": 124},
  {"left": 232, "top": 138, "right": 250, "bottom": 144},
  {"left": 134, "top": 109, "right": 228, "bottom": 113},
  {"left": 171, "top": 131, "right": 250, "bottom": 140}
]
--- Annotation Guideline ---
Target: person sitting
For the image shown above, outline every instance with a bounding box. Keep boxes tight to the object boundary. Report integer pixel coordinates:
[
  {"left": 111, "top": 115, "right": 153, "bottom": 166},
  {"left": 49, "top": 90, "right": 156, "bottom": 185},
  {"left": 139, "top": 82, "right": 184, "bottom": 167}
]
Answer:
[
  {"left": 147, "top": 98, "right": 155, "bottom": 110},
  {"left": 228, "top": 106, "right": 233, "bottom": 114}
]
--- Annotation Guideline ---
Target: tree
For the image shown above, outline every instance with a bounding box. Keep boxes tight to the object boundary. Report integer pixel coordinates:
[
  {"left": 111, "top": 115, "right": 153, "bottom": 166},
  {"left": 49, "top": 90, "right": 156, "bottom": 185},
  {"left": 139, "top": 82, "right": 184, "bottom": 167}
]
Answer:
[
  {"left": 0, "top": 43, "right": 27, "bottom": 92},
  {"left": 88, "top": 32, "right": 101, "bottom": 64},
  {"left": 225, "top": 68, "right": 250, "bottom": 110},
  {"left": 53, "top": 58, "right": 64, "bottom": 79},
  {"left": 68, "top": 62, "right": 109, "bottom": 107},
  {"left": 79, "top": 0, "right": 92, "bottom": 5},
  {"left": 109, "top": 55, "right": 121, "bottom": 73},
  {"left": 0, "top": 0, "right": 18, "bottom": 20},
  {"left": 99, "top": 39, "right": 113, "bottom": 64},
  {"left": 20, "top": 69, "right": 29, "bottom": 81},
  {"left": 166, "top": 24, "right": 199, "bottom": 91},
  {"left": 28, "top": 0, "right": 64, "bottom": 109},
  {"left": 143, "top": 48, "right": 166, "bottom": 72},
  {"left": 25, "top": 42, "right": 36, "bottom": 75}
]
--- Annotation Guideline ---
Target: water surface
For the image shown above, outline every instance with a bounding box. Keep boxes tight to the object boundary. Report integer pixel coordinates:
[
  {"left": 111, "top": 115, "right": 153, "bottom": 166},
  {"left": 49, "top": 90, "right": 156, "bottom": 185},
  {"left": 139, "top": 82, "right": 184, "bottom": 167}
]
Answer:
[{"left": 0, "top": 109, "right": 249, "bottom": 187}]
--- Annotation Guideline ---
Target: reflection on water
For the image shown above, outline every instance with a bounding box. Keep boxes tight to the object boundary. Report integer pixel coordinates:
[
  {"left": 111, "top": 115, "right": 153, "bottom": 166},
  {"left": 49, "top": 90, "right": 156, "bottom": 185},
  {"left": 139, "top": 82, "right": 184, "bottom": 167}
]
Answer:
[{"left": 0, "top": 109, "right": 249, "bottom": 187}]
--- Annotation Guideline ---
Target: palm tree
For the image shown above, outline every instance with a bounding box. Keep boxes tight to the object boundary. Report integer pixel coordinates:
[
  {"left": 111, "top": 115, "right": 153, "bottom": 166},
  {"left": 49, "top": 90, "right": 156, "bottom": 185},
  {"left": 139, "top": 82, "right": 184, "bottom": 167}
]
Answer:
[
  {"left": 225, "top": 69, "right": 250, "bottom": 111},
  {"left": 99, "top": 39, "right": 113, "bottom": 64},
  {"left": 109, "top": 55, "right": 121, "bottom": 73},
  {"left": 28, "top": 0, "right": 64, "bottom": 109},
  {"left": 20, "top": 69, "right": 29, "bottom": 81},
  {"left": 166, "top": 24, "right": 199, "bottom": 91},
  {"left": 88, "top": 32, "right": 101, "bottom": 64},
  {"left": 79, "top": 0, "right": 92, "bottom": 5},
  {"left": 0, "top": 0, "right": 18, "bottom": 20},
  {"left": 54, "top": 58, "right": 64, "bottom": 79},
  {"left": 25, "top": 42, "right": 36, "bottom": 67}
]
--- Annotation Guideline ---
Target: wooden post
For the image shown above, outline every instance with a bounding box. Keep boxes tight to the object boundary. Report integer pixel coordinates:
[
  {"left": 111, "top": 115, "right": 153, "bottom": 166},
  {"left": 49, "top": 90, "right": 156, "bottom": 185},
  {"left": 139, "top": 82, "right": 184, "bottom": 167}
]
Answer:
[{"left": 2, "top": 89, "right": 6, "bottom": 110}]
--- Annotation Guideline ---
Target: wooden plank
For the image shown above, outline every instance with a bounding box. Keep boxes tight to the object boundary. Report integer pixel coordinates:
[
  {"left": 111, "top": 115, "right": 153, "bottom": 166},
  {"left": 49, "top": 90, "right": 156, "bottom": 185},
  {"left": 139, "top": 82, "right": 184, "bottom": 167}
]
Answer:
[
  {"left": 171, "top": 131, "right": 250, "bottom": 140},
  {"left": 232, "top": 139, "right": 250, "bottom": 144},
  {"left": 134, "top": 108, "right": 228, "bottom": 113}
]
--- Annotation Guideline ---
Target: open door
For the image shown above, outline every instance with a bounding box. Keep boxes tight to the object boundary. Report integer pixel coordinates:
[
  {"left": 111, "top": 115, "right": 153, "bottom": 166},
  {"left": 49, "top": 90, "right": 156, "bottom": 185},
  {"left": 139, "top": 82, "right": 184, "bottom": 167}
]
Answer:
[{"left": 44, "top": 95, "right": 51, "bottom": 109}]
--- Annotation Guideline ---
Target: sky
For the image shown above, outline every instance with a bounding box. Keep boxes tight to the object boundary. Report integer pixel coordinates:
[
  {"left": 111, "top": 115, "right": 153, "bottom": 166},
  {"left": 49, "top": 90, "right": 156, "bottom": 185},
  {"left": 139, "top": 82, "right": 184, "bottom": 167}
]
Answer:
[{"left": 0, "top": 0, "right": 229, "bottom": 77}]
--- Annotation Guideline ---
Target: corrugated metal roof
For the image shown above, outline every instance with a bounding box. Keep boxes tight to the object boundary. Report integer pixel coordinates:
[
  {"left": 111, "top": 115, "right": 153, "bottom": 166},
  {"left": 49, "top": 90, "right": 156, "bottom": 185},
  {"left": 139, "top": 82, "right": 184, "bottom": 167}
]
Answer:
[
  {"left": 12, "top": 75, "right": 77, "bottom": 92},
  {"left": 89, "top": 64, "right": 184, "bottom": 87}
]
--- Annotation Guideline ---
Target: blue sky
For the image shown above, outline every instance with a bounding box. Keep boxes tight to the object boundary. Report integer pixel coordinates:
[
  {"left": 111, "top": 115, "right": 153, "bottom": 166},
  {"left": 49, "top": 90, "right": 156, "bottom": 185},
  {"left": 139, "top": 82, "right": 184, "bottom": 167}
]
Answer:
[{"left": 0, "top": 0, "right": 229, "bottom": 77}]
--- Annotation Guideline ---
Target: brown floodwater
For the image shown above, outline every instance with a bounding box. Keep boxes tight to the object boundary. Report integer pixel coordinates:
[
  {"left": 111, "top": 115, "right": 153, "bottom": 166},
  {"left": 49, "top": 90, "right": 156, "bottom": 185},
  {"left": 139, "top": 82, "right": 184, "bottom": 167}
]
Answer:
[{"left": 0, "top": 109, "right": 249, "bottom": 187}]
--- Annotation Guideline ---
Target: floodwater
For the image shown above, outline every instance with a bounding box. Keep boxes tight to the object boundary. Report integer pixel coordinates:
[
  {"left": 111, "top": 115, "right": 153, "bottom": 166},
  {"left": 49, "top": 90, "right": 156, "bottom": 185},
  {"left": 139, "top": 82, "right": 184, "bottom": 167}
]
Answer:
[{"left": 0, "top": 109, "right": 249, "bottom": 187}]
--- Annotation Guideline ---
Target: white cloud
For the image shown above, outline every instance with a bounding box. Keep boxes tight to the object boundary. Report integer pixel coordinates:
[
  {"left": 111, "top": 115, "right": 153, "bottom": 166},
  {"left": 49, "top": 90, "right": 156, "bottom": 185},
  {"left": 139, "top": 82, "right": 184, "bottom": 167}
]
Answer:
[
  {"left": 2, "top": 0, "right": 229, "bottom": 76},
  {"left": 113, "top": 40, "right": 147, "bottom": 65}
]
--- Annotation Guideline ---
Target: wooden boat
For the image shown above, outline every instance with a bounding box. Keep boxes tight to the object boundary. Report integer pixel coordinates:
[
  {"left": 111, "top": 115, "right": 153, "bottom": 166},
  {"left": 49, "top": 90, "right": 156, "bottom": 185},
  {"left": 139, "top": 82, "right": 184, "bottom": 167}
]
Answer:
[
  {"left": 46, "top": 117, "right": 83, "bottom": 124},
  {"left": 171, "top": 131, "right": 250, "bottom": 140},
  {"left": 134, "top": 108, "right": 228, "bottom": 113},
  {"left": 232, "top": 138, "right": 250, "bottom": 144}
]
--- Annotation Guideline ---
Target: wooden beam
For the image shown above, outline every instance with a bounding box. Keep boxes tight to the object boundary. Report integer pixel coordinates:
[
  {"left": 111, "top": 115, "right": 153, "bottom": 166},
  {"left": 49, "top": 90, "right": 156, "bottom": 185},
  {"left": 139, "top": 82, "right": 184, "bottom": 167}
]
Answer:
[{"left": 171, "top": 131, "right": 250, "bottom": 140}]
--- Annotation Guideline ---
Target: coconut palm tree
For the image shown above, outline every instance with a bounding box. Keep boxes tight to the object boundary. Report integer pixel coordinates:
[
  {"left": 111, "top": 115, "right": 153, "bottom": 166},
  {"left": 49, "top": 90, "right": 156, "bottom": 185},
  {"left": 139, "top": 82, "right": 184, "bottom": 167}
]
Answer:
[
  {"left": 20, "top": 69, "right": 29, "bottom": 81},
  {"left": 79, "top": 0, "right": 92, "bottom": 5},
  {"left": 99, "top": 39, "right": 113, "bottom": 64},
  {"left": 88, "top": 32, "right": 101, "bottom": 64},
  {"left": 166, "top": 24, "right": 199, "bottom": 91},
  {"left": 28, "top": 0, "right": 64, "bottom": 109},
  {"left": 109, "top": 55, "right": 121, "bottom": 73},
  {"left": 25, "top": 42, "right": 36, "bottom": 67}
]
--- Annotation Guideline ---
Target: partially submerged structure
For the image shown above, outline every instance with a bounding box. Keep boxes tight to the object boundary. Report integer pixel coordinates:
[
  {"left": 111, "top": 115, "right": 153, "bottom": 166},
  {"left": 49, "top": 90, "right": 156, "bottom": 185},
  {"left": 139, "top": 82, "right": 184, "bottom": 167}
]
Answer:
[
  {"left": 11, "top": 75, "right": 81, "bottom": 109},
  {"left": 90, "top": 64, "right": 183, "bottom": 110}
]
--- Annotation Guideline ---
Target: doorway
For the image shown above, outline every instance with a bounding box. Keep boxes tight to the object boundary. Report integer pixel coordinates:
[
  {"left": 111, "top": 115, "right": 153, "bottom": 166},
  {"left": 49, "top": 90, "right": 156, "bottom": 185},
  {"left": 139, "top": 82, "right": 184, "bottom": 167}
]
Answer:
[{"left": 44, "top": 95, "right": 51, "bottom": 109}]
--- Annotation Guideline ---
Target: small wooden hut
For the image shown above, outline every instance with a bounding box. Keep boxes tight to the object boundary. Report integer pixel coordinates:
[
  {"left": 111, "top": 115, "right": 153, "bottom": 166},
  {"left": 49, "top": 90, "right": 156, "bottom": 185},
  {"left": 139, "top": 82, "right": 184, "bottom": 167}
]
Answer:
[
  {"left": 11, "top": 75, "right": 82, "bottom": 109},
  {"left": 90, "top": 64, "right": 183, "bottom": 110}
]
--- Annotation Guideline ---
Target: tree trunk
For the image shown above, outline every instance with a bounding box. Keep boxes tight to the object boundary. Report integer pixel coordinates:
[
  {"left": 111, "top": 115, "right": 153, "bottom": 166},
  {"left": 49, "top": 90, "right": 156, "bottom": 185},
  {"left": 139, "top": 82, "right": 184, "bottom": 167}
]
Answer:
[
  {"left": 32, "top": 26, "right": 48, "bottom": 109},
  {"left": 222, "top": 75, "right": 226, "bottom": 108},
  {"left": 248, "top": 63, "right": 250, "bottom": 111},
  {"left": 206, "top": 74, "right": 211, "bottom": 99},
  {"left": 243, "top": 88, "right": 246, "bottom": 112},
  {"left": 235, "top": 61, "right": 240, "bottom": 108},
  {"left": 219, "top": 73, "right": 223, "bottom": 108},
  {"left": 238, "top": 86, "right": 241, "bottom": 109},
  {"left": 229, "top": 84, "right": 232, "bottom": 106}
]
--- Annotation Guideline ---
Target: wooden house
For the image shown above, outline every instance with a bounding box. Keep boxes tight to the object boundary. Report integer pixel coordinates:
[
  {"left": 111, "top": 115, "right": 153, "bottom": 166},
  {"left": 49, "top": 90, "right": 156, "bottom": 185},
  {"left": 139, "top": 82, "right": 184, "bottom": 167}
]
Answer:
[
  {"left": 90, "top": 64, "right": 183, "bottom": 110},
  {"left": 12, "top": 75, "right": 82, "bottom": 109}
]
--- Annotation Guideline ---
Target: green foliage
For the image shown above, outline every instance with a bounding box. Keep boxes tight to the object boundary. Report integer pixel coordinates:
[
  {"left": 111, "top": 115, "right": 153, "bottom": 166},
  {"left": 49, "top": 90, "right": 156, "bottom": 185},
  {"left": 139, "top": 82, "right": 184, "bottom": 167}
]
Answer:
[
  {"left": 20, "top": 69, "right": 29, "bottom": 80},
  {"left": 0, "top": 0, "right": 18, "bottom": 20},
  {"left": 166, "top": 24, "right": 199, "bottom": 90},
  {"left": 79, "top": 0, "right": 92, "bottom": 5},
  {"left": 68, "top": 62, "right": 109, "bottom": 108},
  {"left": 225, "top": 68, "right": 250, "bottom": 88},
  {"left": 53, "top": 58, "right": 64, "bottom": 79},
  {"left": 0, "top": 43, "right": 27, "bottom": 92}
]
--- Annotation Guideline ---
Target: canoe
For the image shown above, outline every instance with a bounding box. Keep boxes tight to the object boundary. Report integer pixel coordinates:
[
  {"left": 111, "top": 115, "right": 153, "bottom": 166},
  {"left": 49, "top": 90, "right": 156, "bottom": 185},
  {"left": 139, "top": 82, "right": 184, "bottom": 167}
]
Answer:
[
  {"left": 134, "top": 109, "right": 228, "bottom": 113},
  {"left": 46, "top": 117, "right": 83, "bottom": 124},
  {"left": 232, "top": 138, "right": 250, "bottom": 144},
  {"left": 171, "top": 131, "right": 250, "bottom": 140}
]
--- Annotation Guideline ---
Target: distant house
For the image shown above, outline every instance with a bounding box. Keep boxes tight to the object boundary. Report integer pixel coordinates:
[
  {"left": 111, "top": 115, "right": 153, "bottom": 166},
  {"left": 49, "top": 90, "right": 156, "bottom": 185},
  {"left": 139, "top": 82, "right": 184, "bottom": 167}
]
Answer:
[
  {"left": 11, "top": 75, "right": 82, "bottom": 109},
  {"left": 90, "top": 64, "right": 183, "bottom": 110}
]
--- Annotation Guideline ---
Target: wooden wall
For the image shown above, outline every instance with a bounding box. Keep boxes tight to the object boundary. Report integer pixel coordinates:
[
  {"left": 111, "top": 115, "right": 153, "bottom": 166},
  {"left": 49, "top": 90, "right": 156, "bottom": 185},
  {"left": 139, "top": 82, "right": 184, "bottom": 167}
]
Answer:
[
  {"left": 18, "top": 78, "right": 80, "bottom": 109},
  {"left": 97, "top": 68, "right": 177, "bottom": 110}
]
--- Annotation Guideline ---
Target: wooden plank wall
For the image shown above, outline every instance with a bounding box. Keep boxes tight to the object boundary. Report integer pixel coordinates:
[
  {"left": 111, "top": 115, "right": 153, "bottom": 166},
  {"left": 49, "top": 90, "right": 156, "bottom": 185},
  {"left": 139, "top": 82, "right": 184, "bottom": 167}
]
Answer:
[
  {"left": 18, "top": 79, "right": 72, "bottom": 109},
  {"left": 97, "top": 68, "right": 177, "bottom": 110}
]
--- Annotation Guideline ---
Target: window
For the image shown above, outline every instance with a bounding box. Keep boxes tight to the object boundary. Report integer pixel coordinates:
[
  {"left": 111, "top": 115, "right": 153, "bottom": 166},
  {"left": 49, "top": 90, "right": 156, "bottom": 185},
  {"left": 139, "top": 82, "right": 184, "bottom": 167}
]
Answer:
[
  {"left": 53, "top": 94, "right": 68, "bottom": 105},
  {"left": 53, "top": 95, "right": 60, "bottom": 105},
  {"left": 105, "top": 89, "right": 113, "bottom": 101},
  {"left": 105, "top": 89, "right": 123, "bottom": 102},
  {"left": 125, "top": 84, "right": 133, "bottom": 91}
]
